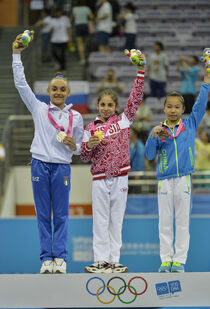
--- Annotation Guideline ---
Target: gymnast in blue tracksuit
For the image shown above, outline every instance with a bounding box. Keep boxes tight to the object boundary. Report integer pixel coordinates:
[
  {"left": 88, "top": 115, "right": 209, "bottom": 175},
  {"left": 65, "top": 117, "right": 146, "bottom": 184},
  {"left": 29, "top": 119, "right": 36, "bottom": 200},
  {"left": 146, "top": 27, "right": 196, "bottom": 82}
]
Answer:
[
  {"left": 12, "top": 34, "right": 84, "bottom": 274},
  {"left": 145, "top": 69, "right": 210, "bottom": 273}
]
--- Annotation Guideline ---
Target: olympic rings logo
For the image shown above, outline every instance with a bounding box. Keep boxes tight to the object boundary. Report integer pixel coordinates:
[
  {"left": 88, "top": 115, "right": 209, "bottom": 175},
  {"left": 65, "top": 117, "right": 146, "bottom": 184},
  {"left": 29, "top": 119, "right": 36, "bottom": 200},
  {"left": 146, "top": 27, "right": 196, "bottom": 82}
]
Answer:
[{"left": 86, "top": 276, "right": 148, "bottom": 304}]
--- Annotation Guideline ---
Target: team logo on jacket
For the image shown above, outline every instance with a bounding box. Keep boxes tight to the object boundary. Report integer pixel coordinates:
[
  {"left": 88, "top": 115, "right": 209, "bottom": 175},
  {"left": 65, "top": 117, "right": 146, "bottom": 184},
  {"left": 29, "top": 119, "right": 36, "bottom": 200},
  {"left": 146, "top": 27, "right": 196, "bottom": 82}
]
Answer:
[
  {"left": 97, "top": 123, "right": 120, "bottom": 136},
  {"left": 64, "top": 176, "right": 69, "bottom": 186}
]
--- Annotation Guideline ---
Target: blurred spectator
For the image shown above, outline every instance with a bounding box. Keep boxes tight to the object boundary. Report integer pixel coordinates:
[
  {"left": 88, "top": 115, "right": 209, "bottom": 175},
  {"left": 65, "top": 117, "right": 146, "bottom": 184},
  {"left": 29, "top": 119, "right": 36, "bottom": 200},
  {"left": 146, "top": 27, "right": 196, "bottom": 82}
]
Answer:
[
  {"left": 0, "top": 143, "right": 5, "bottom": 195},
  {"left": 71, "top": 0, "right": 94, "bottom": 64},
  {"left": 35, "top": 9, "right": 52, "bottom": 62},
  {"left": 176, "top": 55, "right": 199, "bottom": 114},
  {"left": 133, "top": 95, "right": 152, "bottom": 141},
  {"left": 97, "top": 69, "right": 124, "bottom": 93},
  {"left": 195, "top": 131, "right": 210, "bottom": 188},
  {"left": 50, "top": 8, "right": 72, "bottom": 72},
  {"left": 119, "top": 2, "right": 137, "bottom": 50},
  {"left": 195, "top": 131, "right": 210, "bottom": 170},
  {"left": 86, "top": 1, "right": 97, "bottom": 14},
  {"left": 29, "top": 0, "right": 44, "bottom": 24},
  {"left": 148, "top": 42, "right": 169, "bottom": 98},
  {"left": 0, "top": 144, "right": 5, "bottom": 162},
  {"left": 96, "top": 0, "right": 113, "bottom": 53},
  {"left": 109, "top": 0, "right": 120, "bottom": 36},
  {"left": 198, "top": 100, "right": 210, "bottom": 142},
  {"left": 129, "top": 127, "right": 145, "bottom": 172},
  {"left": 53, "top": 0, "right": 72, "bottom": 16}
]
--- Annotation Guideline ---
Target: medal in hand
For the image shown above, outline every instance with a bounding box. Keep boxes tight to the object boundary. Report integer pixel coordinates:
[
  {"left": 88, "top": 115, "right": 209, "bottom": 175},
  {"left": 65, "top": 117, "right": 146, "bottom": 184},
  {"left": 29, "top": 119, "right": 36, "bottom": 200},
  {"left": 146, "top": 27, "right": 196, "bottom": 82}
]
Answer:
[
  {"left": 94, "top": 131, "right": 104, "bottom": 141},
  {"left": 56, "top": 131, "right": 67, "bottom": 142}
]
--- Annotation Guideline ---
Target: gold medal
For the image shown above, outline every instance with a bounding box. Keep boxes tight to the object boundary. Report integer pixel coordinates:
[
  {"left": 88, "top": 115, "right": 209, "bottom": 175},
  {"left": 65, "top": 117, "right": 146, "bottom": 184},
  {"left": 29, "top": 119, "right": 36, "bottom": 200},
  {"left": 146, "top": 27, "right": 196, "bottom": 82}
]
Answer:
[
  {"left": 56, "top": 131, "right": 66, "bottom": 142},
  {"left": 94, "top": 131, "right": 104, "bottom": 141}
]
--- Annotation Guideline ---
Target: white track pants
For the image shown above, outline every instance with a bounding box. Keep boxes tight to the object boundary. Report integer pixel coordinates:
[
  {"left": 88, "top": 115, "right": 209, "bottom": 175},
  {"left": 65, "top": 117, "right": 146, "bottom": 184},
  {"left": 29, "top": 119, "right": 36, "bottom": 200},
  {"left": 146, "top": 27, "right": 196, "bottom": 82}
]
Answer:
[
  {"left": 158, "top": 175, "right": 192, "bottom": 264},
  {"left": 92, "top": 175, "right": 128, "bottom": 263}
]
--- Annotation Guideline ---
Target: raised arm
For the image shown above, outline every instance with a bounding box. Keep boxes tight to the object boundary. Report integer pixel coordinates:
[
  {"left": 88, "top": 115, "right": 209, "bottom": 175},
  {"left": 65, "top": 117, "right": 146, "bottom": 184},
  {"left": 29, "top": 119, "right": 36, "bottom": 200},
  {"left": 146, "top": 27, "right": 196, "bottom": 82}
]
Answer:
[
  {"left": 124, "top": 53, "right": 146, "bottom": 123},
  {"left": 12, "top": 34, "right": 38, "bottom": 114},
  {"left": 188, "top": 69, "right": 210, "bottom": 129}
]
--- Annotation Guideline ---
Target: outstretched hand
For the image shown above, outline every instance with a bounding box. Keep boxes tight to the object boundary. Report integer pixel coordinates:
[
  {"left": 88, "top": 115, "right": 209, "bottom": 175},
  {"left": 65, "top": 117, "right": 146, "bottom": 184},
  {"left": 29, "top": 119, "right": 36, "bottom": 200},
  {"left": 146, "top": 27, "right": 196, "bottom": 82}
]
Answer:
[
  {"left": 12, "top": 34, "right": 28, "bottom": 54},
  {"left": 204, "top": 68, "right": 210, "bottom": 84},
  {"left": 137, "top": 52, "right": 146, "bottom": 72}
]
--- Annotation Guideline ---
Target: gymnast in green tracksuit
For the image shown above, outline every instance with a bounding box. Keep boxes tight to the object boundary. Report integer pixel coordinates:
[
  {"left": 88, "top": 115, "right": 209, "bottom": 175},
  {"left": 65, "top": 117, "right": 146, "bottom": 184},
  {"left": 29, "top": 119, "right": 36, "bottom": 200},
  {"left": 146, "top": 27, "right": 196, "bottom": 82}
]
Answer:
[{"left": 145, "top": 69, "right": 210, "bottom": 273}]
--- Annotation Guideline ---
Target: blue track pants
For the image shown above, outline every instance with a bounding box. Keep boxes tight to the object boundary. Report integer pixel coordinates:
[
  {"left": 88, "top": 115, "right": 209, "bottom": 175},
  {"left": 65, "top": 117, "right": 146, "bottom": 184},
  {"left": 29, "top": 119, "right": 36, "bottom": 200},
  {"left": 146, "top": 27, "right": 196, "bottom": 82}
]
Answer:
[{"left": 31, "top": 159, "right": 71, "bottom": 262}]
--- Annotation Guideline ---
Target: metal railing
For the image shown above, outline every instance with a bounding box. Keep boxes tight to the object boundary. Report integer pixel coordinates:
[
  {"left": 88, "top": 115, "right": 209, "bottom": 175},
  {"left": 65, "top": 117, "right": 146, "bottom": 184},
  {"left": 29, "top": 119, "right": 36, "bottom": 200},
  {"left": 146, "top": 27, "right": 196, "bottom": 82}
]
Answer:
[
  {"left": 1, "top": 115, "right": 210, "bottom": 198},
  {"left": 128, "top": 171, "right": 210, "bottom": 194}
]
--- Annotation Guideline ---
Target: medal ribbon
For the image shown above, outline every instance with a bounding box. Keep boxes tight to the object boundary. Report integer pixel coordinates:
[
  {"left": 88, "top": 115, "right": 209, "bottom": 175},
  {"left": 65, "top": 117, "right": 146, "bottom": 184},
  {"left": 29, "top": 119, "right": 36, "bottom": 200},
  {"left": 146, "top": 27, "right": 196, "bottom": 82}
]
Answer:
[
  {"left": 48, "top": 104, "right": 73, "bottom": 136},
  {"left": 91, "top": 114, "right": 116, "bottom": 136},
  {"left": 160, "top": 120, "right": 184, "bottom": 142}
]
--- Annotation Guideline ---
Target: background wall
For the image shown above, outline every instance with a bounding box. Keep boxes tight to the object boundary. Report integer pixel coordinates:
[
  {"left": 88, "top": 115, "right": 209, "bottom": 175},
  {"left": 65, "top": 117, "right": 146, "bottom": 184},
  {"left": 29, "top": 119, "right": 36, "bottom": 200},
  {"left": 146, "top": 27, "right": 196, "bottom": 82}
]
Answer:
[
  {"left": 1, "top": 217, "right": 210, "bottom": 274},
  {"left": 1, "top": 165, "right": 92, "bottom": 217},
  {"left": 2, "top": 166, "right": 210, "bottom": 217},
  {"left": 0, "top": 0, "right": 18, "bottom": 26},
  {"left": 1, "top": 167, "right": 210, "bottom": 274}
]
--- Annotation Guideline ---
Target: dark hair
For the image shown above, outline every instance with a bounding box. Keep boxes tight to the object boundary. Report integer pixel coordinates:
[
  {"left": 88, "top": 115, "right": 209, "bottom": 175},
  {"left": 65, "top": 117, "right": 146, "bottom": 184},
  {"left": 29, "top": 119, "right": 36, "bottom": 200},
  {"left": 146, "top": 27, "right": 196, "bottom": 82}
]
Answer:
[
  {"left": 164, "top": 91, "right": 185, "bottom": 107},
  {"left": 125, "top": 2, "right": 136, "bottom": 12},
  {"left": 44, "top": 9, "right": 51, "bottom": 15},
  {"left": 107, "top": 69, "right": 114, "bottom": 74},
  {"left": 154, "top": 41, "right": 164, "bottom": 51},
  {"left": 207, "top": 100, "right": 210, "bottom": 110},
  {"left": 97, "top": 89, "right": 118, "bottom": 106},
  {"left": 190, "top": 55, "right": 199, "bottom": 64},
  {"left": 55, "top": 8, "right": 63, "bottom": 14},
  {"left": 76, "top": 0, "right": 86, "bottom": 6}
]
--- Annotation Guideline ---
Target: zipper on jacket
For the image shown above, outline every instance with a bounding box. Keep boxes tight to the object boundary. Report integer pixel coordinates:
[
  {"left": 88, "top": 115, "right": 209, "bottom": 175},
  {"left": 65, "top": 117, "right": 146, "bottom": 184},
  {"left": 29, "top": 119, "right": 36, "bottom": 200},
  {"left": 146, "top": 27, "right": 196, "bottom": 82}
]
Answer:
[
  {"left": 173, "top": 138, "right": 179, "bottom": 176},
  {"left": 169, "top": 124, "right": 179, "bottom": 177},
  {"left": 161, "top": 121, "right": 180, "bottom": 177}
]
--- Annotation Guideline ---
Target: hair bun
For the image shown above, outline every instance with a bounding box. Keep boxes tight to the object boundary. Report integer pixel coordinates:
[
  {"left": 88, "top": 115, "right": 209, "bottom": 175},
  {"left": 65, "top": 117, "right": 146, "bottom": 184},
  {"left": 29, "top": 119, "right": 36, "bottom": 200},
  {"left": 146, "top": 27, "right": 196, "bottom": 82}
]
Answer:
[{"left": 54, "top": 72, "right": 64, "bottom": 78}]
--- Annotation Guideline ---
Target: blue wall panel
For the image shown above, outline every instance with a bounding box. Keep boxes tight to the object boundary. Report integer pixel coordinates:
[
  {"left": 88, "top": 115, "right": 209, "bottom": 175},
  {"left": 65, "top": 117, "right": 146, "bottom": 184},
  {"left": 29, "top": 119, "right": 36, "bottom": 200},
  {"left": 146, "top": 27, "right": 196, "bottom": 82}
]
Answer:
[{"left": 1, "top": 216, "right": 210, "bottom": 274}]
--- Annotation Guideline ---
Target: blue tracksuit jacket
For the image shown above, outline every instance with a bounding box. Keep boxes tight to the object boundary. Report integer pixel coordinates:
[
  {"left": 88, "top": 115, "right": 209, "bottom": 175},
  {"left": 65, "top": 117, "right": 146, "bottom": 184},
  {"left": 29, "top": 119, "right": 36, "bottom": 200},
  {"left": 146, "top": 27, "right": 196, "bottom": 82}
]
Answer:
[{"left": 145, "top": 83, "right": 210, "bottom": 180}]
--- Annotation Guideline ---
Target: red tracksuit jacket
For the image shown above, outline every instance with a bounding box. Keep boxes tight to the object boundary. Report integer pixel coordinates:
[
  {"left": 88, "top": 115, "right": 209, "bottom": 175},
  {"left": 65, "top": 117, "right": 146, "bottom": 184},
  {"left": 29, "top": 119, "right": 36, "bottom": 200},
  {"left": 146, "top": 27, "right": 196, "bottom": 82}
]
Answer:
[{"left": 81, "top": 71, "right": 145, "bottom": 180}]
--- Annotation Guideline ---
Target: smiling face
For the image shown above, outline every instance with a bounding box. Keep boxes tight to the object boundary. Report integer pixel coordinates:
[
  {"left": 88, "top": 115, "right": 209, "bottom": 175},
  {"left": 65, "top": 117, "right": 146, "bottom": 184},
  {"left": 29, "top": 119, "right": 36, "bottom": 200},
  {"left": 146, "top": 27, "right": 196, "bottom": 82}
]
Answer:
[
  {"left": 164, "top": 96, "right": 185, "bottom": 125},
  {"left": 47, "top": 78, "right": 70, "bottom": 109},
  {"left": 97, "top": 95, "right": 118, "bottom": 122}
]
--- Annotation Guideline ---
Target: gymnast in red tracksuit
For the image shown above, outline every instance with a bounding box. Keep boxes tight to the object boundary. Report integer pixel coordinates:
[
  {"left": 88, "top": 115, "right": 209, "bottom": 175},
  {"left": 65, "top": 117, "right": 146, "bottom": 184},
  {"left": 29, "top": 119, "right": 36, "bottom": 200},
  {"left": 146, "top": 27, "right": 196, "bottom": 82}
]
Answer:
[{"left": 81, "top": 52, "right": 146, "bottom": 273}]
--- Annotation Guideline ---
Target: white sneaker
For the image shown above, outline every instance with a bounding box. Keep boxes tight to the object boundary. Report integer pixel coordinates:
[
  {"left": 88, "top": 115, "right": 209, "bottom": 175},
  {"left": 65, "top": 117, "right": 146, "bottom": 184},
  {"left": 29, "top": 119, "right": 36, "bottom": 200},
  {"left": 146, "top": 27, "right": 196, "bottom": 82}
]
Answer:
[
  {"left": 40, "top": 260, "right": 54, "bottom": 274},
  {"left": 85, "top": 261, "right": 112, "bottom": 273},
  {"left": 53, "top": 258, "right": 67, "bottom": 274},
  {"left": 111, "top": 263, "right": 128, "bottom": 273}
]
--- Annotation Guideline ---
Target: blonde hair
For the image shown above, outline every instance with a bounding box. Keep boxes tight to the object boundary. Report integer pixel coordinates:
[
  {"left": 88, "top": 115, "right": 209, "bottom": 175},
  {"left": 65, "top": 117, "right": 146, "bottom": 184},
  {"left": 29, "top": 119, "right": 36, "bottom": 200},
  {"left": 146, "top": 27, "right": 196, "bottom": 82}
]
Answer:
[{"left": 49, "top": 72, "right": 70, "bottom": 90}]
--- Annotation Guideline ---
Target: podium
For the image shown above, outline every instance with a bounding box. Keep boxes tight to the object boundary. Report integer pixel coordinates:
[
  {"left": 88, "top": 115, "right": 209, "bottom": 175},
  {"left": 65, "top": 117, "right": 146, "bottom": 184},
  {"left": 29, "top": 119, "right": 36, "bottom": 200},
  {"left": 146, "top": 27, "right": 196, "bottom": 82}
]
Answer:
[{"left": 0, "top": 272, "right": 210, "bottom": 308}]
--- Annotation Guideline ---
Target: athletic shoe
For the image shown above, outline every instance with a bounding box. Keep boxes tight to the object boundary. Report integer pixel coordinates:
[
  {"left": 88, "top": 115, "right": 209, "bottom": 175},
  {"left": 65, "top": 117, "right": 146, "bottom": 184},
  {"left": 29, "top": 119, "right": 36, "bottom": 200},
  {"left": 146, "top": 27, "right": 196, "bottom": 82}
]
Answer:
[
  {"left": 40, "top": 260, "right": 54, "bottom": 274},
  {"left": 158, "top": 261, "right": 172, "bottom": 273},
  {"left": 85, "top": 261, "right": 112, "bottom": 273},
  {"left": 53, "top": 258, "right": 66, "bottom": 274},
  {"left": 171, "top": 262, "right": 185, "bottom": 273},
  {"left": 111, "top": 263, "right": 128, "bottom": 273}
]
